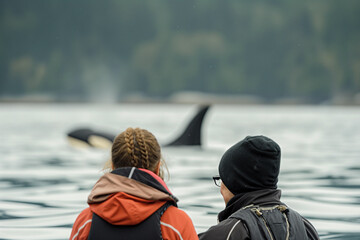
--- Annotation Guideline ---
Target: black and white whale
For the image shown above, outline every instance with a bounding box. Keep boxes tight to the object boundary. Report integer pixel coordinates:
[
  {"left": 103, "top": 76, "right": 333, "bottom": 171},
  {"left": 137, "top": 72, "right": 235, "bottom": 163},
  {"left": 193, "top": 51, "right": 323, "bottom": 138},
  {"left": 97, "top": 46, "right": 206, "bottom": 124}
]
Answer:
[{"left": 67, "top": 105, "right": 210, "bottom": 148}]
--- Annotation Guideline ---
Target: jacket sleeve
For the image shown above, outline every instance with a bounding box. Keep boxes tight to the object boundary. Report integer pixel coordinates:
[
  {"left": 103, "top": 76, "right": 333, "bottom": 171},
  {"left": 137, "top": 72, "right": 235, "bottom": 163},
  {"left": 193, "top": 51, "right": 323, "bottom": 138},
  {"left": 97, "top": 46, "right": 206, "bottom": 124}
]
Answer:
[
  {"left": 69, "top": 208, "right": 93, "bottom": 240},
  {"left": 160, "top": 206, "right": 198, "bottom": 240}
]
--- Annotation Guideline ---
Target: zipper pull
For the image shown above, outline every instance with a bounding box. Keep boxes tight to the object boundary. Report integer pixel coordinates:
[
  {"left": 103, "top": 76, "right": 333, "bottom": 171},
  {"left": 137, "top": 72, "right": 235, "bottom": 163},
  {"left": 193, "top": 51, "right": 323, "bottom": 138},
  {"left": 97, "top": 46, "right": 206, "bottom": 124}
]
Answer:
[{"left": 254, "top": 208, "right": 262, "bottom": 217}]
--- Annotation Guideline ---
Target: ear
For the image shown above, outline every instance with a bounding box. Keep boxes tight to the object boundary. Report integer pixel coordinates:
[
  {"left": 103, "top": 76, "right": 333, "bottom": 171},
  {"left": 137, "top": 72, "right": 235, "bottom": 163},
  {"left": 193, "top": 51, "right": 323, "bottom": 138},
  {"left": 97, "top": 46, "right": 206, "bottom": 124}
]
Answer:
[
  {"left": 111, "top": 161, "right": 115, "bottom": 170},
  {"left": 155, "top": 161, "right": 161, "bottom": 175}
]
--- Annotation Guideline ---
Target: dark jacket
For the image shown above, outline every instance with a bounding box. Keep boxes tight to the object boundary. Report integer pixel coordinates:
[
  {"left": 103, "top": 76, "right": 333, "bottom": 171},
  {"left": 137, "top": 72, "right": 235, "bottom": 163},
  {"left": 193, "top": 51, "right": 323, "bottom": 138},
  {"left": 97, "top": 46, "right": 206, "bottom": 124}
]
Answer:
[{"left": 199, "top": 189, "right": 319, "bottom": 240}]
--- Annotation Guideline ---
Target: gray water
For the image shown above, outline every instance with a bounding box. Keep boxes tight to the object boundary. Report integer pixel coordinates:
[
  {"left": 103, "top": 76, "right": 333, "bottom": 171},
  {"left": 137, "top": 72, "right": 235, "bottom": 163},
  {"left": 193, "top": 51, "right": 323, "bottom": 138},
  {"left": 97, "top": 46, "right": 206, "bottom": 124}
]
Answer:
[{"left": 0, "top": 104, "right": 359, "bottom": 240}]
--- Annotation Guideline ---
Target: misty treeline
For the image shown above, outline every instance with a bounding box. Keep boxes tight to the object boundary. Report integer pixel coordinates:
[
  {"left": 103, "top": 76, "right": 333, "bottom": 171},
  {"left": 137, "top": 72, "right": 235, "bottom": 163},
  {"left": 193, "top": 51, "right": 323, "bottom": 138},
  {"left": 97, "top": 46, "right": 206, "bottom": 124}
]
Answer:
[{"left": 1, "top": 0, "right": 359, "bottom": 103}]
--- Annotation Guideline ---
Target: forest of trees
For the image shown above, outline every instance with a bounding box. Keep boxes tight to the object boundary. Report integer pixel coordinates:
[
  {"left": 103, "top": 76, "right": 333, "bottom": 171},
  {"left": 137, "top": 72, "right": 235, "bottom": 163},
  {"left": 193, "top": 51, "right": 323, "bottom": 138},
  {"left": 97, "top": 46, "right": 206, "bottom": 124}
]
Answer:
[{"left": 1, "top": 0, "right": 360, "bottom": 104}]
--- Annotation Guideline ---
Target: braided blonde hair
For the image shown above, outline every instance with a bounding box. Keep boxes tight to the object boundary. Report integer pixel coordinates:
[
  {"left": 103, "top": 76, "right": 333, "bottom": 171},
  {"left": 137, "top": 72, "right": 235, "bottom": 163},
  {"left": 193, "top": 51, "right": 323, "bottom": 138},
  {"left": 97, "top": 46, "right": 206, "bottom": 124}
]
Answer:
[{"left": 111, "top": 127, "right": 167, "bottom": 179}]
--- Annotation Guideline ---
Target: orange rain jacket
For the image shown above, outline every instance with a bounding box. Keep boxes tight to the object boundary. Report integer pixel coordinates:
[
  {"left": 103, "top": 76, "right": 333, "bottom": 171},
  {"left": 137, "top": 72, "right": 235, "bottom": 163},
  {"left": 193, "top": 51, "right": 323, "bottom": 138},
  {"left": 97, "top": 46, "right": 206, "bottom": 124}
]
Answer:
[{"left": 70, "top": 167, "right": 198, "bottom": 240}]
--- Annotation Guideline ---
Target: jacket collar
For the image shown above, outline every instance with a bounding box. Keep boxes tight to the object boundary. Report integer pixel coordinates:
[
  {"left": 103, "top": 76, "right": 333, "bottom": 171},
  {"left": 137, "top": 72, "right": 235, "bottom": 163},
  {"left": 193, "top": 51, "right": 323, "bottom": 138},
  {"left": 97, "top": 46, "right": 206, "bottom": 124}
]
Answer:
[
  {"left": 87, "top": 167, "right": 178, "bottom": 226},
  {"left": 88, "top": 167, "right": 178, "bottom": 204},
  {"left": 112, "top": 167, "right": 177, "bottom": 200},
  {"left": 218, "top": 189, "right": 282, "bottom": 222}
]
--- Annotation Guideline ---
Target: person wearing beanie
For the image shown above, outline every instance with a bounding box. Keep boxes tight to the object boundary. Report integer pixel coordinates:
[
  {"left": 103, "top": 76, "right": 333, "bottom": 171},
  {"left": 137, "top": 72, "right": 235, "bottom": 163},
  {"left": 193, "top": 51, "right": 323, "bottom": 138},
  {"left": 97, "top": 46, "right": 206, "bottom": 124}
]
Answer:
[{"left": 199, "top": 136, "right": 319, "bottom": 240}]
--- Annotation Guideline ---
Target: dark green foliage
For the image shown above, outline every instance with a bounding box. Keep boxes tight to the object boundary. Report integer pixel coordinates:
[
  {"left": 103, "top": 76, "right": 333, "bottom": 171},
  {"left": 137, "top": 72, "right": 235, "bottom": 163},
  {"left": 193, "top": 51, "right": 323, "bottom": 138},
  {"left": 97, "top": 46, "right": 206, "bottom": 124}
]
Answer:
[{"left": 0, "top": 0, "right": 359, "bottom": 103}]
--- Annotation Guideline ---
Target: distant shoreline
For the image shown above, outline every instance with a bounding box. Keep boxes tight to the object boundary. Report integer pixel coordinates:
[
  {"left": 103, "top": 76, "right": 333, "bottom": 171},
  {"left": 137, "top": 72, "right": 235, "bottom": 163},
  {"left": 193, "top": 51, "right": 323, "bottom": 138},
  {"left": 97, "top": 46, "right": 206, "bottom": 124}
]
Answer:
[
  {"left": 1, "top": 92, "right": 359, "bottom": 106},
  {"left": 1, "top": 99, "right": 359, "bottom": 106}
]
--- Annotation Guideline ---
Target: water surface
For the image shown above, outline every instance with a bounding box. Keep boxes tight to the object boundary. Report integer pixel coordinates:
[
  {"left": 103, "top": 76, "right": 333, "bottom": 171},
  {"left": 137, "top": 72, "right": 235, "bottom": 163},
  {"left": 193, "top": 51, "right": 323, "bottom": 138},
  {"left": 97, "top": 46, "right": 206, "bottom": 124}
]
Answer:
[{"left": 0, "top": 104, "right": 359, "bottom": 239}]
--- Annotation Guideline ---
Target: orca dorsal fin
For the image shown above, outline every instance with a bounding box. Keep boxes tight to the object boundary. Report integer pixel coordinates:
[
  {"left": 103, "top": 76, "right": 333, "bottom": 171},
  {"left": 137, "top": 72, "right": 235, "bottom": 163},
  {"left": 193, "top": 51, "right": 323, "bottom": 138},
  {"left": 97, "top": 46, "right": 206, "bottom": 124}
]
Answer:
[
  {"left": 165, "top": 105, "right": 210, "bottom": 147},
  {"left": 67, "top": 105, "right": 210, "bottom": 148}
]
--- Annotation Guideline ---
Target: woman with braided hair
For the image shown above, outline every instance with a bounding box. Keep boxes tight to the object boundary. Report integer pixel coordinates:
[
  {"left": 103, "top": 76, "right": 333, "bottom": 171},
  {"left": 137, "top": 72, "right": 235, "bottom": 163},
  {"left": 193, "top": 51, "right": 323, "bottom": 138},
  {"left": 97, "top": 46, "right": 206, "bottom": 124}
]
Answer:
[{"left": 70, "top": 128, "right": 198, "bottom": 240}]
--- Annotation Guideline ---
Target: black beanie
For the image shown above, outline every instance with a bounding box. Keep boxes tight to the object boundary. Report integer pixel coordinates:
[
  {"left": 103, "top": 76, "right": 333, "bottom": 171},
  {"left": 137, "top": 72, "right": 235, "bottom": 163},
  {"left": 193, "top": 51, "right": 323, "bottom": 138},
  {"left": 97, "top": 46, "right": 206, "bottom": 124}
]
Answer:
[{"left": 218, "top": 135, "right": 281, "bottom": 194}]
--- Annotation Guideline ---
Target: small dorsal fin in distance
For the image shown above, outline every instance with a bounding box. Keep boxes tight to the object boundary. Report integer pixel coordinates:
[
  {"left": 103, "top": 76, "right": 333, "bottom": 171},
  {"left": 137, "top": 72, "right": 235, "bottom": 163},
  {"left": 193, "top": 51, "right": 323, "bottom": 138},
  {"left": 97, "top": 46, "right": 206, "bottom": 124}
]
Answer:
[{"left": 165, "top": 105, "right": 210, "bottom": 147}]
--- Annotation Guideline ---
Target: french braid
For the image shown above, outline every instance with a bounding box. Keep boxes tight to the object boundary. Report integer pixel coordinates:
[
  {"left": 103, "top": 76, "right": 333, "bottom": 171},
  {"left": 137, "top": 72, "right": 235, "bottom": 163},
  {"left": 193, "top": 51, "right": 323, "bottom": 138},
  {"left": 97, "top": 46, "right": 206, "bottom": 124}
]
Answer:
[
  {"left": 134, "top": 128, "right": 150, "bottom": 169},
  {"left": 124, "top": 128, "right": 138, "bottom": 167},
  {"left": 110, "top": 127, "right": 168, "bottom": 180}
]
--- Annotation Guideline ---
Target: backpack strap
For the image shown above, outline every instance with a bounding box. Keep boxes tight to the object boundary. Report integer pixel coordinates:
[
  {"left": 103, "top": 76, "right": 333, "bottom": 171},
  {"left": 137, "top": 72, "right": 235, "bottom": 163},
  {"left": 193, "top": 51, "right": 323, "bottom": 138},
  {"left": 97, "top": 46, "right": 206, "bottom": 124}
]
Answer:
[{"left": 230, "top": 205, "right": 308, "bottom": 240}]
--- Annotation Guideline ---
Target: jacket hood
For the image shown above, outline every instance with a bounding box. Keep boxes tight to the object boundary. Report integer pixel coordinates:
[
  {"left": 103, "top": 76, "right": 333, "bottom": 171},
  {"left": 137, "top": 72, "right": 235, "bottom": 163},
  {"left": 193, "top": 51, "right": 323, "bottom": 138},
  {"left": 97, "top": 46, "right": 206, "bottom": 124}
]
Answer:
[{"left": 88, "top": 167, "right": 177, "bottom": 225}]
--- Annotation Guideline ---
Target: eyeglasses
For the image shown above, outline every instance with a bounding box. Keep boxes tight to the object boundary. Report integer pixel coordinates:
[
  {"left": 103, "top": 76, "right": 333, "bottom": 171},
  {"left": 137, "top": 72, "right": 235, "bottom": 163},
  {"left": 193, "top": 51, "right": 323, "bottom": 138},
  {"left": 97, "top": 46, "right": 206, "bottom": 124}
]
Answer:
[{"left": 212, "top": 175, "right": 221, "bottom": 187}]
